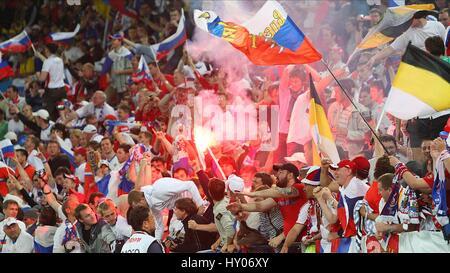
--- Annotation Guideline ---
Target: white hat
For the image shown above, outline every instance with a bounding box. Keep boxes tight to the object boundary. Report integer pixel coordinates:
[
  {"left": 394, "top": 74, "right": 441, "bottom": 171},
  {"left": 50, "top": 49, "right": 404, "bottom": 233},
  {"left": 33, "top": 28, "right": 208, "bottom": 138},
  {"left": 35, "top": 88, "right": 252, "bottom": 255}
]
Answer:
[
  {"left": 285, "top": 152, "right": 307, "bottom": 164},
  {"left": 226, "top": 174, "right": 244, "bottom": 193},
  {"left": 4, "top": 132, "right": 17, "bottom": 142},
  {"left": 83, "top": 124, "right": 97, "bottom": 134},
  {"left": 91, "top": 134, "right": 104, "bottom": 143},
  {"left": 301, "top": 166, "right": 321, "bottom": 186},
  {"left": 4, "top": 217, "right": 18, "bottom": 227},
  {"left": 120, "top": 133, "right": 135, "bottom": 146},
  {"left": 14, "top": 145, "right": 26, "bottom": 151},
  {"left": 32, "top": 109, "right": 50, "bottom": 120},
  {"left": 98, "top": 160, "right": 110, "bottom": 169}
]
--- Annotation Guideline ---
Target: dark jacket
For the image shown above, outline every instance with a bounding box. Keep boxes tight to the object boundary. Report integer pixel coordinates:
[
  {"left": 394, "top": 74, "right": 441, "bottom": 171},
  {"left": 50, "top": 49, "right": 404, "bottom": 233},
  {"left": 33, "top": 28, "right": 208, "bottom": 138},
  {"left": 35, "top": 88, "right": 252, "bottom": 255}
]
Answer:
[
  {"left": 75, "top": 219, "right": 116, "bottom": 253},
  {"left": 171, "top": 214, "right": 217, "bottom": 253}
]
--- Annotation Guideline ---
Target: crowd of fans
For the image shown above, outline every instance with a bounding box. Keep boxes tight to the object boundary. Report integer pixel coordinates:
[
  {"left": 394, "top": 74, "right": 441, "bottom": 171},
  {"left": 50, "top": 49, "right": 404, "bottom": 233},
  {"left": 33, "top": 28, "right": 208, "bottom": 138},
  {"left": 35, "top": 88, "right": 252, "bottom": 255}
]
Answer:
[{"left": 0, "top": 0, "right": 449, "bottom": 253}]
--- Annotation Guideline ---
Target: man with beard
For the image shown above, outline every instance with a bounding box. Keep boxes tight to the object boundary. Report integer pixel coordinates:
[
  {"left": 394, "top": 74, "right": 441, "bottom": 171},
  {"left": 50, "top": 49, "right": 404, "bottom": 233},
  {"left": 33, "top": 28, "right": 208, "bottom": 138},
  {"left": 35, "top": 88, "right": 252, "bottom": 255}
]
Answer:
[{"left": 227, "top": 163, "right": 307, "bottom": 250}]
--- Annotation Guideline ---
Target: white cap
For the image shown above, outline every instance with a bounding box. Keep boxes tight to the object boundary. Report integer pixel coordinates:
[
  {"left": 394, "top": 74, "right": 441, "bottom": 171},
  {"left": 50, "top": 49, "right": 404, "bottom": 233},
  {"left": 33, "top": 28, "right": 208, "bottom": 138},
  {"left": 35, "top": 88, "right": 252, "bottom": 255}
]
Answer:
[
  {"left": 32, "top": 109, "right": 50, "bottom": 120},
  {"left": 4, "top": 132, "right": 17, "bottom": 142},
  {"left": 226, "top": 174, "right": 244, "bottom": 193},
  {"left": 285, "top": 152, "right": 307, "bottom": 164},
  {"left": 4, "top": 217, "right": 18, "bottom": 227},
  {"left": 120, "top": 133, "right": 135, "bottom": 146},
  {"left": 14, "top": 145, "right": 26, "bottom": 151},
  {"left": 83, "top": 124, "right": 97, "bottom": 134},
  {"left": 91, "top": 134, "right": 104, "bottom": 143},
  {"left": 98, "top": 160, "right": 110, "bottom": 169}
]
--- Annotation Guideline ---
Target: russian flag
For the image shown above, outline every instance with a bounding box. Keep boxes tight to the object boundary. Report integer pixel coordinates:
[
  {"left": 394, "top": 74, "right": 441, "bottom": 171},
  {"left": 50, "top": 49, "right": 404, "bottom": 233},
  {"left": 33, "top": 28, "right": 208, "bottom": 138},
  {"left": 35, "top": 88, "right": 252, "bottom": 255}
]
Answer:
[
  {"left": 0, "top": 31, "right": 32, "bottom": 53},
  {"left": 96, "top": 174, "right": 111, "bottom": 196},
  {"left": 45, "top": 24, "right": 80, "bottom": 46},
  {"left": 0, "top": 161, "right": 15, "bottom": 196},
  {"left": 194, "top": 1, "right": 321, "bottom": 65},
  {"left": 150, "top": 9, "right": 187, "bottom": 60},
  {"left": 56, "top": 136, "right": 77, "bottom": 169},
  {"left": 131, "top": 55, "right": 152, "bottom": 83},
  {"left": 0, "top": 139, "right": 15, "bottom": 159},
  {"left": 0, "top": 59, "right": 14, "bottom": 81},
  {"left": 337, "top": 187, "right": 366, "bottom": 238}
]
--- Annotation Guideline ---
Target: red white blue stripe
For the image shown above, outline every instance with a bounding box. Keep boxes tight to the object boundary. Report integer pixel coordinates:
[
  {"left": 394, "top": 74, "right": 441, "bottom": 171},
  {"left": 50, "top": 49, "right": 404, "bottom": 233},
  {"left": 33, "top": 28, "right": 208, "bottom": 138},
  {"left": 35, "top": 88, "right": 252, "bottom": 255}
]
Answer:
[
  {"left": 56, "top": 136, "right": 77, "bottom": 168},
  {"left": 150, "top": 9, "right": 187, "bottom": 60},
  {"left": 131, "top": 55, "right": 152, "bottom": 83},
  {"left": 0, "top": 59, "right": 14, "bottom": 81},
  {"left": 46, "top": 24, "right": 80, "bottom": 45},
  {"left": 0, "top": 31, "right": 32, "bottom": 53},
  {"left": 0, "top": 139, "right": 15, "bottom": 159}
]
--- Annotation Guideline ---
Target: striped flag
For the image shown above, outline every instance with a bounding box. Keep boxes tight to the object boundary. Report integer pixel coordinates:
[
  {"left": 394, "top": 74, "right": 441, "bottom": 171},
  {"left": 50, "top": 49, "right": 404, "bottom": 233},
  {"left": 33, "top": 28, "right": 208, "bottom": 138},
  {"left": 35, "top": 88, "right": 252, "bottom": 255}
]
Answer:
[
  {"left": 0, "top": 31, "right": 32, "bottom": 53},
  {"left": 45, "top": 24, "right": 80, "bottom": 46},
  {"left": 131, "top": 55, "right": 152, "bottom": 83},
  {"left": 0, "top": 161, "right": 14, "bottom": 196},
  {"left": 56, "top": 136, "right": 77, "bottom": 168},
  {"left": 0, "top": 59, "right": 14, "bottom": 81},
  {"left": 355, "top": 4, "right": 435, "bottom": 50},
  {"left": 0, "top": 139, "right": 15, "bottom": 159},
  {"left": 385, "top": 44, "right": 450, "bottom": 120},
  {"left": 194, "top": 1, "right": 322, "bottom": 65},
  {"left": 308, "top": 74, "right": 340, "bottom": 165},
  {"left": 150, "top": 9, "right": 187, "bottom": 60}
]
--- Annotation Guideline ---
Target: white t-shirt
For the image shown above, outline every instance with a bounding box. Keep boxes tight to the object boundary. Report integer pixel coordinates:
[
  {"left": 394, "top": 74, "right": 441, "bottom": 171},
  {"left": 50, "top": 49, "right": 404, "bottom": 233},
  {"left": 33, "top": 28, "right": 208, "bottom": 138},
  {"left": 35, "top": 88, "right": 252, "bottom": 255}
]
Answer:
[
  {"left": 390, "top": 20, "right": 447, "bottom": 52},
  {"left": 76, "top": 103, "right": 116, "bottom": 122},
  {"left": 1, "top": 230, "right": 34, "bottom": 253},
  {"left": 75, "top": 162, "right": 87, "bottom": 184},
  {"left": 42, "top": 55, "right": 65, "bottom": 89},
  {"left": 8, "top": 119, "right": 24, "bottom": 134},
  {"left": 110, "top": 215, "right": 132, "bottom": 241},
  {"left": 40, "top": 121, "right": 55, "bottom": 142},
  {"left": 53, "top": 220, "right": 83, "bottom": 253},
  {"left": 0, "top": 219, "right": 27, "bottom": 245}
]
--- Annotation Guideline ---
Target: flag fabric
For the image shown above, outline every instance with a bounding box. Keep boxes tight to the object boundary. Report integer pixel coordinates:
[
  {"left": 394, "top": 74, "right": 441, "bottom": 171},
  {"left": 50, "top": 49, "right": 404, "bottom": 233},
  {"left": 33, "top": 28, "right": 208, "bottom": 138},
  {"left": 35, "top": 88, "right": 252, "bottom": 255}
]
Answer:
[
  {"left": 105, "top": 0, "right": 139, "bottom": 20},
  {"left": 84, "top": 163, "right": 98, "bottom": 200},
  {"left": 308, "top": 74, "right": 340, "bottom": 164},
  {"left": 0, "top": 161, "right": 15, "bottom": 197},
  {"left": 432, "top": 150, "right": 450, "bottom": 228},
  {"left": 131, "top": 55, "right": 153, "bottom": 83},
  {"left": 94, "top": 0, "right": 111, "bottom": 19},
  {"left": 384, "top": 44, "right": 450, "bottom": 120},
  {"left": 27, "top": 150, "right": 45, "bottom": 172},
  {"left": 149, "top": 9, "right": 187, "bottom": 60},
  {"left": 100, "top": 46, "right": 133, "bottom": 75},
  {"left": 194, "top": 2, "right": 321, "bottom": 65},
  {"left": 355, "top": 4, "right": 435, "bottom": 50},
  {"left": 56, "top": 136, "right": 77, "bottom": 169},
  {"left": 388, "top": 0, "right": 405, "bottom": 7},
  {"left": 96, "top": 174, "right": 111, "bottom": 196},
  {"left": 45, "top": 24, "right": 80, "bottom": 46},
  {"left": 0, "top": 59, "right": 14, "bottom": 81},
  {"left": 0, "top": 31, "right": 32, "bottom": 53},
  {"left": 0, "top": 139, "right": 15, "bottom": 159}
]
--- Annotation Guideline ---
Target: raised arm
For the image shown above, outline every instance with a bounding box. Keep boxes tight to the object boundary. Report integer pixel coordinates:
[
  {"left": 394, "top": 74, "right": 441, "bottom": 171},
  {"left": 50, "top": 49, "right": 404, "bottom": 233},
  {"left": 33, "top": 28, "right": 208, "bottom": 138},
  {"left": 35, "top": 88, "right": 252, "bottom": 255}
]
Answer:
[{"left": 227, "top": 198, "right": 277, "bottom": 213}]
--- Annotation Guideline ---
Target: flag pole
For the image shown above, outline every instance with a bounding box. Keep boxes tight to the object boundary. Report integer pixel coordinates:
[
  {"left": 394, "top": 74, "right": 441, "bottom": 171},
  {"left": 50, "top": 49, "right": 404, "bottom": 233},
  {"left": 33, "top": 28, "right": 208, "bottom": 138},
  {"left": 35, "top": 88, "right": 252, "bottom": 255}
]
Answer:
[{"left": 320, "top": 59, "right": 389, "bottom": 154}]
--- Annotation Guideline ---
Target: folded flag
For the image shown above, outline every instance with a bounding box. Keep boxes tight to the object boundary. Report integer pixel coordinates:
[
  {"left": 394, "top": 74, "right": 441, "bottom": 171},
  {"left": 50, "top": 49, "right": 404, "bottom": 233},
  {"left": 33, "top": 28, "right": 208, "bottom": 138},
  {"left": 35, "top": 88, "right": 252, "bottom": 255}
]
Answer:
[
  {"left": 194, "top": 1, "right": 321, "bottom": 65},
  {"left": 0, "top": 139, "right": 15, "bottom": 159},
  {"left": 308, "top": 74, "right": 340, "bottom": 164},
  {"left": 45, "top": 24, "right": 80, "bottom": 45},
  {"left": 0, "top": 31, "right": 32, "bottom": 53},
  {"left": 385, "top": 44, "right": 450, "bottom": 120}
]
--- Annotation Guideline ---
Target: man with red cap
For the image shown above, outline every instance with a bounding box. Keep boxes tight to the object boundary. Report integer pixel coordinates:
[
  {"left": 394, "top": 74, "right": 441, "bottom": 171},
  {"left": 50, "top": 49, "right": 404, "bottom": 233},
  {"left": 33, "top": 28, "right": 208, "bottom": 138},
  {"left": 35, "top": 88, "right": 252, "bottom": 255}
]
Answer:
[
  {"left": 63, "top": 173, "right": 85, "bottom": 204},
  {"left": 321, "top": 158, "right": 369, "bottom": 238},
  {"left": 352, "top": 156, "right": 370, "bottom": 185}
]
